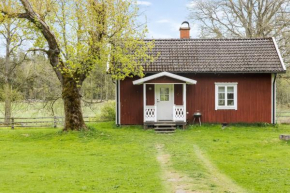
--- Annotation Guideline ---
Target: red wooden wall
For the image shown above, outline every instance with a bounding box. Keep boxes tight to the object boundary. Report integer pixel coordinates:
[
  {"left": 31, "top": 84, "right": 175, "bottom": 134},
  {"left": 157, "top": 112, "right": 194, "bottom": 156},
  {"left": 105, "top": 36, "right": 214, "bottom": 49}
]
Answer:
[
  {"left": 120, "top": 77, "right": 143, "bottom": 124},
  {"left": 120, "top": 73, "right": 272, "bottom": 124}
]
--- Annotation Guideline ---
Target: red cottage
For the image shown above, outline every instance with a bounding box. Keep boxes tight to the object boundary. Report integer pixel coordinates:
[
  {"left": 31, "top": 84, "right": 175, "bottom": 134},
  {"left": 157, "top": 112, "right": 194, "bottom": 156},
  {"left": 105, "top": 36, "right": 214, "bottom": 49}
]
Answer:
[{"left": 115, "top": 22, "right": 286, "bottom": 128}]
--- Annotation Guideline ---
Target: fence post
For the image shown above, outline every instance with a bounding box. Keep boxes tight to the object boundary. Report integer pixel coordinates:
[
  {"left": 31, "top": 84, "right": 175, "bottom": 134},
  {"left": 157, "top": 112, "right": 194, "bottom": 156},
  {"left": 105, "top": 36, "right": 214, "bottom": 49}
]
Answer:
[
  {"left": 11, "top": 117, "right": 14, "bottom": 130},
  {"left": 54, "top": 116, "right": 57, "bottom": 128}
]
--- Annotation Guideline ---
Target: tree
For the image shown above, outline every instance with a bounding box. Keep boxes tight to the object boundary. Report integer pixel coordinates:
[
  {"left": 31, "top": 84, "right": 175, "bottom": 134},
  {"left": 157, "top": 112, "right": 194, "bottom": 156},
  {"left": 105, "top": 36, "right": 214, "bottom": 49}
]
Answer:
[
  {"left": 0, "top": 12, "right": 30, "bottom": 124},
  {"left": 1, "top": 0, "right": 155, "bottom": 131},
  {"left": 189, "top": 0, "right": 290, "bottom": 39}
]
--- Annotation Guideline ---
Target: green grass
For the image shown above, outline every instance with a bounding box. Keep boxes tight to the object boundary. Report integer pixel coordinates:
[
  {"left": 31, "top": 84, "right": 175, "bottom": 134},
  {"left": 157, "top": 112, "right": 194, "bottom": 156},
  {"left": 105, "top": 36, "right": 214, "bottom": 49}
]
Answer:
[
  {"left": 0, "top": 101, "right": 107, "bottom": 118},
  {"left": 164, "top": 124, "right": 290, "bottom": 192},
  {"left": 0, "top": 124, "right": 163, "bottom": 193},
  {"left": 0, "top": 123, "right": 290, "bottom": 192}
]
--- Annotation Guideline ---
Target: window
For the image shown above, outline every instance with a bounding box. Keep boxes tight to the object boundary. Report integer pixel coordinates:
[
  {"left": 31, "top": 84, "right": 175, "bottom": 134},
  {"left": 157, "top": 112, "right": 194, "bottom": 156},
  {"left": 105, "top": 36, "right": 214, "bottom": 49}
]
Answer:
[
  {"left": 215, "top": 83, "right": 238, "bottom": 110},
  {"left": 160, "top": 88, "right": 169, "bottom": 101}
]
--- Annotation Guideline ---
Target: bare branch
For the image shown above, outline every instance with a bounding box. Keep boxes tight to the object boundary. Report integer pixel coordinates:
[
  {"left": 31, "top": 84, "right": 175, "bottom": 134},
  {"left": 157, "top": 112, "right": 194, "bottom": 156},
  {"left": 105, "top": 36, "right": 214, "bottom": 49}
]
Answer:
[{"left": 27, "top": 48, "right": 50, "bottom": 54}]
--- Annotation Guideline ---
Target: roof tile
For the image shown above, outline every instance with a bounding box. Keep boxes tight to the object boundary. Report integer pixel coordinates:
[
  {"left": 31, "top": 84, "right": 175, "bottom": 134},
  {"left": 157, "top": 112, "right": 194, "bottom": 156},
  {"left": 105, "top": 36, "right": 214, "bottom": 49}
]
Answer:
[{"left": 143, "top": 38, "right": 285, "bottom": 73}]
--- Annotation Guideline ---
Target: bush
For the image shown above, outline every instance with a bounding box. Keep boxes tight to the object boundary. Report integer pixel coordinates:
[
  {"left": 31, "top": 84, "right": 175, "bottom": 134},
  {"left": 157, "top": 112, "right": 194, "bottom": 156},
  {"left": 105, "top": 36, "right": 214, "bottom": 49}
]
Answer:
[{"left": 97, "top": 101, "right": 116, "bottom": 121}]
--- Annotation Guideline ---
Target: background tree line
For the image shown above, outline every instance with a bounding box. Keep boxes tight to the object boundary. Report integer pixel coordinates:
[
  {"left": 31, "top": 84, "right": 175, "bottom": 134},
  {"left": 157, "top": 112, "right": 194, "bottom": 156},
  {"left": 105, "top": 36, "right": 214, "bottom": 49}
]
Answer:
[{"left": 0, "top": 53, "right": 115, "bottom": 102}]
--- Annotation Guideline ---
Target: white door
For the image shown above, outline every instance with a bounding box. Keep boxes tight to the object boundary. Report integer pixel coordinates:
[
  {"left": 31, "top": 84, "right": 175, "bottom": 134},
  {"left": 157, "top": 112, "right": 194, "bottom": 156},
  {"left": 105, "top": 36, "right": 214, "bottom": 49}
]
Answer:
[{"left": 156, "top": 84, "right": 174, "bottom": 121}]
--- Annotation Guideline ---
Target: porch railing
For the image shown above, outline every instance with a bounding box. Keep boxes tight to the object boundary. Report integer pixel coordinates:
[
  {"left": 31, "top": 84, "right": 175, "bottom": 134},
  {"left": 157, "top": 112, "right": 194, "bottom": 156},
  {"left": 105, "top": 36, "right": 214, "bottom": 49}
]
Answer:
[
  {"left": 144, "top": 105, "right": 157, "bottom": 122},
  {"left": 173, "top": 105, "right": 185, "bottom": 122},
  {"left": 144, "top": 105, "right": 185, "bottom": 122}
]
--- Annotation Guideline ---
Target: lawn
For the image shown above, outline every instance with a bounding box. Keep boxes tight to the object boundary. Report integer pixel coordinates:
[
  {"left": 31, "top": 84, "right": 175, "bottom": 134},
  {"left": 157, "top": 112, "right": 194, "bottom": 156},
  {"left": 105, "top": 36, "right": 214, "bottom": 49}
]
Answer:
[
  {"left": 0, "top": 123, "right": 289, "bottom": 193},
  {"left": 0, "top": 100, "right": 107, "bottom": 118}
]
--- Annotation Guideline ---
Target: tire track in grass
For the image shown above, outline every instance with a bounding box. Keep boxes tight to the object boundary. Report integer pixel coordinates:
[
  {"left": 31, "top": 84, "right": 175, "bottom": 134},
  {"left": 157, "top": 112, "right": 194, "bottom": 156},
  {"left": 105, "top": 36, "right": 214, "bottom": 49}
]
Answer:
[
  {"left": 156, "top": 144, "right": 201, "bottom": 193},
  {"left": 156, "top": 143, "right": 248, "bottom": 193},
  {"left": 193, "top": 145, "right": 247, "bottom": 193}
]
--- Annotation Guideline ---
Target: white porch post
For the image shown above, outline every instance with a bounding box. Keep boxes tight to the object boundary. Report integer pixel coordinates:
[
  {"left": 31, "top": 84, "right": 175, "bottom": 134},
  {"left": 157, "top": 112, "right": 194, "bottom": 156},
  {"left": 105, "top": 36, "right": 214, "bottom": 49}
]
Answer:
[
  {"left": 173, "top": 104, "right": 176, "bottom": 122},
  {"left": 143, "top": 84, "right": 146, "bottom": 122},
  {"left": 183, "top": 83, "right": 186, "bottom": 122}
]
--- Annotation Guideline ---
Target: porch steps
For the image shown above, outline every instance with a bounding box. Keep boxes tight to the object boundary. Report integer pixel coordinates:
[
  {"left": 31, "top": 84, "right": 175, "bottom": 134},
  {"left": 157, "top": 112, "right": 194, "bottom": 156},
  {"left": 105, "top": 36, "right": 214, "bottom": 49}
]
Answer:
[{"left": 154, "top": 124, "right": 176, "bottom": 133}]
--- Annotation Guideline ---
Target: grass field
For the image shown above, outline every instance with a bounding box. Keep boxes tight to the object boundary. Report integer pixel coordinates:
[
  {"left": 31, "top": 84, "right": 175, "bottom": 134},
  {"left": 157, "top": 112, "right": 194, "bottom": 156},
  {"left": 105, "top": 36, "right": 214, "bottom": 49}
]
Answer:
[
  {"left": 0, "top": 100, "right": 107, "bottom": 118},
  {"left": 0, "top": 123, "right": 290, "bottom": 192}
]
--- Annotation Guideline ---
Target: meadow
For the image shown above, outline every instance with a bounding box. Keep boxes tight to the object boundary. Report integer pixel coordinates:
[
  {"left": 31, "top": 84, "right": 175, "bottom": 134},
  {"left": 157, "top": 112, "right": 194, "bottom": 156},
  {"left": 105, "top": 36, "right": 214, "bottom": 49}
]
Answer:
[
  {"left": 0, "top": 100, "right": 106, "bottom": 118},
  {"left": 0, "top": 123, "right": 289, "bottom": 192}
]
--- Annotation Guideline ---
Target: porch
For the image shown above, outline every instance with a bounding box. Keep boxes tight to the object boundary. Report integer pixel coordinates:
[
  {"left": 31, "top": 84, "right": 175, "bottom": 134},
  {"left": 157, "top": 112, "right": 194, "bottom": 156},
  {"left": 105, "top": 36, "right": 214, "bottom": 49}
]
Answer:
[{"left": 133, "top": 72, "right": 197, "bottom": 128}]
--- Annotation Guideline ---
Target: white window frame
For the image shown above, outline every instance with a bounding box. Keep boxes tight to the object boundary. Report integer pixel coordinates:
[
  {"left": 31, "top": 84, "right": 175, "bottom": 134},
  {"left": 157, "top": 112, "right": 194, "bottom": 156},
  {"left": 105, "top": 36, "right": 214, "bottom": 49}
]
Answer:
[{"left": 215, "top": 82, "right": 238, "bottom": 110}]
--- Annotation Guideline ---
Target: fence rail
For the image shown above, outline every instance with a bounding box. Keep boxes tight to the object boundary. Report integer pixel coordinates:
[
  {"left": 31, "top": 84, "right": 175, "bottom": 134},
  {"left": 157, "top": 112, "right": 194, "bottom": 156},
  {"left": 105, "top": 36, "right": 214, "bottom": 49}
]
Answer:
[
  {"left": 277, "top": 111, "right": 290, "bottom": 123},
  {"left": 0, "top": 116, "right": 99, "bottom": 129}
]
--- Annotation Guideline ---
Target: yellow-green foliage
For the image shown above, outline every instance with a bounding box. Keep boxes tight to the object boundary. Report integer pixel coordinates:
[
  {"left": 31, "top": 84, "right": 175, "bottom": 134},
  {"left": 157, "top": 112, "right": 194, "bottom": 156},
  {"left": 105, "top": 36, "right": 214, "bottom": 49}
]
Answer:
[
  {"left": 0, "top": 0, "right": 156, "bottom": 82},
  {"left": 97, "top": 101, "right": 116, "bottom": 121},
  {"left": 0, "top": 88, "right": 23, "bottom": 102}
]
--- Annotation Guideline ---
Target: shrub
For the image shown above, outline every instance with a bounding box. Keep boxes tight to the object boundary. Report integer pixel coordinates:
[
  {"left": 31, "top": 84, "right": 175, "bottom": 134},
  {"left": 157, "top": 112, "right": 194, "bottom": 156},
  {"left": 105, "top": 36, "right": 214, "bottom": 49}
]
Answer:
[{"left": 98, "top": 101, "right": 116, "bottom": 121}]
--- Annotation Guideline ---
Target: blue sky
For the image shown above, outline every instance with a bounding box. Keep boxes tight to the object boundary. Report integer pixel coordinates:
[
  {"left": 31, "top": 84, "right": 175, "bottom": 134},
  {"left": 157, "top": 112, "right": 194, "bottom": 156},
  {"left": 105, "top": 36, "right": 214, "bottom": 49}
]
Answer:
[
  {"left": 0, "top": 0, "right": 198, "bottom": 56},
  {"left": 137, "top": 0, "right": 199, "bottom": 39}
]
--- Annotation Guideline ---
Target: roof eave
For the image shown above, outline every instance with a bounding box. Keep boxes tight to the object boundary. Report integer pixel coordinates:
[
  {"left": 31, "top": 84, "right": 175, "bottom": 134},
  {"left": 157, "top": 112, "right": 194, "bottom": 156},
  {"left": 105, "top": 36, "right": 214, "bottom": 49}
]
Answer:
[
  {"left": 272, "top": 37, "right": 287, "bottom": 71},
  {"left": 133, "top": 71, "right": 197, "bottom": 85},
  {"left": 144, "top": 71, "right": 286, "bottom": 74}
]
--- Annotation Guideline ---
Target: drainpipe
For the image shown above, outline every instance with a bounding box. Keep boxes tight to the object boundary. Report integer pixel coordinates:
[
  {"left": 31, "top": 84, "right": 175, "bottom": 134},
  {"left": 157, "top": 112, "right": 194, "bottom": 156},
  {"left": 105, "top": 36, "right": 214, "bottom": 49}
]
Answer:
[{"left": 273, "top": 74, "right": 277, "bottom": 124}]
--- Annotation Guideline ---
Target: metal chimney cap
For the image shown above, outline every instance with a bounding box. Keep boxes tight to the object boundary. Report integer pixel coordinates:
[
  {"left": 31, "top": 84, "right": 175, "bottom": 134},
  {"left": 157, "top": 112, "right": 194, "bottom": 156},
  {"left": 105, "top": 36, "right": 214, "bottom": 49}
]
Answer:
[{"left": 180, "top": 21, "right": 190, "bottom": 30}]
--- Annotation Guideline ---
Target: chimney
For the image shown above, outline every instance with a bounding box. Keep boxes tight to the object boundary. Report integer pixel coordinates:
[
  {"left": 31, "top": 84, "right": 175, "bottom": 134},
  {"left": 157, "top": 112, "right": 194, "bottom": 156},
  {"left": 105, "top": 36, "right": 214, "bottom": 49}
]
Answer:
[{"left": 179, "top": 21, "right": 190, "bottom": 39}]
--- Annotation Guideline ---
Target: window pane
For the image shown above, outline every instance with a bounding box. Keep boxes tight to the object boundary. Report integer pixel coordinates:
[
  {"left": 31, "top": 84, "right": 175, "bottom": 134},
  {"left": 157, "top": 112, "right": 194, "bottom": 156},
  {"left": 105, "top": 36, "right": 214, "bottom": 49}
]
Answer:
[
  {"left": 164, "top": 95, "right": 169, "bottom": 101},
  {"left": 227, "top": 93, "right": 234, "bottom": 99},
  {"left": 218, "top": 87, "right": 225, "bottom": 92},
  {"left": 218, "top": 100, "right": 225, "bottom": 106},
  {"left": 160, "top": 88, "right": 169, "bottom": 95},
  {"left": 160, "top": 94, "right": 169, "bottom": 101},
  {"left": 227, "top": 87, "right": 234, "bottom": 92},
  {"left": 160, "top": 87, "right": 170, "bottom": 101},
  {"left": 228, "top": 100, "right": 234, "bottom": 106},
  {"left": 219, "top": 93, "right": 225, "bottom": 100}
]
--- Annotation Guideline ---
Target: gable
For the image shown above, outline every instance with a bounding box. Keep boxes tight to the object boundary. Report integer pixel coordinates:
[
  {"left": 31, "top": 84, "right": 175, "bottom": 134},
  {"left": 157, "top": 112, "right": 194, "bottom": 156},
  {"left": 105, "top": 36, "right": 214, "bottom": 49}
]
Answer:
[
  {"left": 145, "top": 76, "right": 184, "bottom": 84},
  {"left": 132, "top": 72, "right": 197, "bottom": 85}
]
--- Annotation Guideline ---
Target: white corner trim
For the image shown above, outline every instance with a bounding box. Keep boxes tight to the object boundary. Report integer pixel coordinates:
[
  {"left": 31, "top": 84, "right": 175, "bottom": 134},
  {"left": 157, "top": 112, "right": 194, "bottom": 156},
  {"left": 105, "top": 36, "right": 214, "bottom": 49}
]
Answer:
[
  {"left": 115, "top": 81, "right": 118, "bottom": 125},
  {"left": 118, "top": 80, "right": 121, "bottom": 125},
  {"left": 132, "top": 72, "right": 197, "bottom": 85},
  {"left": 271, "top": 74, "right": 274, "bottom": 124},
  {"left": 272, "top": 37, "right": 286, "bottom": 71}
]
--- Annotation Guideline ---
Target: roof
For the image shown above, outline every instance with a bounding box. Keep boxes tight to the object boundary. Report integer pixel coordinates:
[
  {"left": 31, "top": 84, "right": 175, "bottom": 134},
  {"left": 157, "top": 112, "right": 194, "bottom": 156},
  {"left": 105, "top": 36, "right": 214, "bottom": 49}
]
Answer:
[
  {"left": 132, "top": 72, "right": 197, "bottom": 85},
  {"left": 143, "top": 37, "right": 286, "bottom": 73}
]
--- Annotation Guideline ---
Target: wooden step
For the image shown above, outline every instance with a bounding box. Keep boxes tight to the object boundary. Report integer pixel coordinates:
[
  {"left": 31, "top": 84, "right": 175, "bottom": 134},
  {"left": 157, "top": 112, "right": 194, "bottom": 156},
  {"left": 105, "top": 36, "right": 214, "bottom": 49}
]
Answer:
[
  {"left": 154, "top": 127, "right": 175, "bottom": 130},
  {"left": 155, "top": 130, "right": 175, "bottom": 133},
  {"left": 154, "top": 126, "right": 176, "bottom": 134},
  {"left": 154, "top": 123, "right": 176, "bottom": 126}
]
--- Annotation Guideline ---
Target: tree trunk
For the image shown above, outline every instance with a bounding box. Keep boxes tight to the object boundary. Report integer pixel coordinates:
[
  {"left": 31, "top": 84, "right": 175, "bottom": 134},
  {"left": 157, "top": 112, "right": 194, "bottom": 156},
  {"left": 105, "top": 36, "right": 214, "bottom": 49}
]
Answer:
[
  {"left": 4, "top": 82, "right": 11, "bottom": 125},
  {"left": 4, "top": 23, "right": 11, "bottom": 125},
  {"left": 105, "top": 75, "right": 108, "bottom": 101},
  {"left": 62, "top": 76, "right": 86, "bottom": 131}
]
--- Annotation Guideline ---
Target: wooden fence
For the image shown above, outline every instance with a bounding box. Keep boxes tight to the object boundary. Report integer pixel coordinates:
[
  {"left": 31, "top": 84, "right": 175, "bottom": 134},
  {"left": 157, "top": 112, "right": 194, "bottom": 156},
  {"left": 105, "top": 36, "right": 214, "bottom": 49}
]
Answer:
[
  {"left": 1, "top": 112, "right": 289, "bottom": 129},
  {"left": 0, "top": 116, "right": 99, "bottom": 129},
  {"left": 276, "top": 111, "right": 290, "bottom": 123}
]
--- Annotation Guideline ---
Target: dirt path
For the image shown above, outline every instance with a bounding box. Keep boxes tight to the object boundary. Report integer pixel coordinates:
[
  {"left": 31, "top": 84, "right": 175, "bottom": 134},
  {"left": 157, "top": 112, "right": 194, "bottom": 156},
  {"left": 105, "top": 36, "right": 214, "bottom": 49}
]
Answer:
[
  {"left": 156, "top": 144, "right": 201, "bottom": 193},
  {"left": 156, "top": 144, "right": 247, "bottom": 193}
]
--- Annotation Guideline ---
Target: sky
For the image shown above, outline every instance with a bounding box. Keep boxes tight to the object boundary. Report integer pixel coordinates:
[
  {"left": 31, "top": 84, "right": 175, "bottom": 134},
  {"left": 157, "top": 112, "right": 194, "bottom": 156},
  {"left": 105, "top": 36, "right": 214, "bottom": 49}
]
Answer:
[
  {"left": 0, "top": 0, "right": 198, "bottom": 56},
  {"left": 137, "top": 0, "right": 199, "bottom": 39}
]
